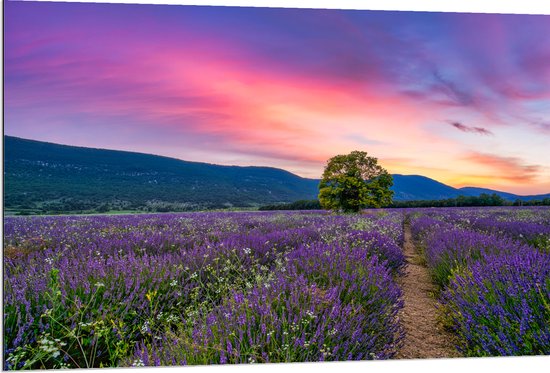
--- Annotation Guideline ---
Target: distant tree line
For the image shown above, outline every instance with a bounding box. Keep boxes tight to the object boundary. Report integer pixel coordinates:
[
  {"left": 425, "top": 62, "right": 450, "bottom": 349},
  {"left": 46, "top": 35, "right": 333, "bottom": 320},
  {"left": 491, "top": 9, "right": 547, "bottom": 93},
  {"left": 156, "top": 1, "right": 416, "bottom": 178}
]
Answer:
[
  {"left": 10, "top": 193, "right": 550, "bottom": 216},
  {"left": 9, "top": 198, "right": 228, "bottom": 216},
  {"left": 389, "top": 193, "right": 550, "bottom": 208},
  {"left": 510, "top": 198, "right": 550, "bottom": 206},
  {"left": 259, "top": 194, "right": 550, "bottom": 211},
  {"left": 258, "top": 200, "right": 322, "bottom": 211}
]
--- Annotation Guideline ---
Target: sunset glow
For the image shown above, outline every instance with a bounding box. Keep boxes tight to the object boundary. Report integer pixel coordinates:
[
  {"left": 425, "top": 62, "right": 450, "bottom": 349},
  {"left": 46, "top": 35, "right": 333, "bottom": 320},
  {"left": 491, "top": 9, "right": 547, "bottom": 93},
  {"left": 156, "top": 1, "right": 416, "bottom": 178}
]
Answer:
[{"left": 5, "top": 1, "right": 550, "bottom": 194}]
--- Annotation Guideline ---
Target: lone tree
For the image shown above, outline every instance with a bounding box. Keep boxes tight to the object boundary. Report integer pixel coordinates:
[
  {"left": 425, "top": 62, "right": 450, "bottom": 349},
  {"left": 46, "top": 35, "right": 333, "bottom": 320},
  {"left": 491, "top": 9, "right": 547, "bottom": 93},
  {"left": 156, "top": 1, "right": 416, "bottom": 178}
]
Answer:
[{"left": 318, "top": 151, "right": 393, "bottom": 213}]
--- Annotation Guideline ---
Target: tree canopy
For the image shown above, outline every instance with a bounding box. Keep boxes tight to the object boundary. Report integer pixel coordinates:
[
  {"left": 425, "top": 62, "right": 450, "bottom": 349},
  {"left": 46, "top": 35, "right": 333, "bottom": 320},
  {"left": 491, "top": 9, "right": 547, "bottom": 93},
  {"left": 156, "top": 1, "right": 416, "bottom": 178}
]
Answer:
[{"left": 318, "top": 151, "right": 393, "bottom": 212}]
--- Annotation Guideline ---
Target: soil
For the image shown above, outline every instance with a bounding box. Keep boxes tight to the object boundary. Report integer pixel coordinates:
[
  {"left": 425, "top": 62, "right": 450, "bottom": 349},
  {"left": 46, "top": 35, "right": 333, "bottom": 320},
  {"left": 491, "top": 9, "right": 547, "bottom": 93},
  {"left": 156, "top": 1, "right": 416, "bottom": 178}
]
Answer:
[{"left": 395, "top": 222, "right": 461, "bottom": 359}]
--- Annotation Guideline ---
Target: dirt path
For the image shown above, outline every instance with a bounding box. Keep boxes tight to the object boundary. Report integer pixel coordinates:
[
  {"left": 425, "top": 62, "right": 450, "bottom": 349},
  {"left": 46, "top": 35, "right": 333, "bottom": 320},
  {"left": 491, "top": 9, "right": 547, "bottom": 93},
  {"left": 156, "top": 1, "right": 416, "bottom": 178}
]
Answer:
[{"left": 395, "top": 221, "right": 460, "bottom": 359}]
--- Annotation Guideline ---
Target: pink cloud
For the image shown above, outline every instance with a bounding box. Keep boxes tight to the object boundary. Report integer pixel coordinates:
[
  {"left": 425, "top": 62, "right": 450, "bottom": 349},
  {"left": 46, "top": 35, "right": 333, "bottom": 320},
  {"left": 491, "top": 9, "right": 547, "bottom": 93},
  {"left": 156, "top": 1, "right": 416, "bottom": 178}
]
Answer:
[
  {"left": 4, "top": 2, "right": 550, "bottom": 194},
  {"left": 464, "top": 152, "right": 543, "bottom": 183}
]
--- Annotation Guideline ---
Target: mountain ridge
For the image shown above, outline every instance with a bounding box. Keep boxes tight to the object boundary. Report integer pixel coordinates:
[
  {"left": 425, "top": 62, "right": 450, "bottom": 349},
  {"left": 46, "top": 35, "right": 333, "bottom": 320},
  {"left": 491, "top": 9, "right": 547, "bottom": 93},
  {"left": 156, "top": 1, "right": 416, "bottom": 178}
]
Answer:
[
  {"left": 4, "top": 136, "right": 548, "bottom": 214},
  {"left": 391, "top": 174, "right": 549, "bottom": 201}
]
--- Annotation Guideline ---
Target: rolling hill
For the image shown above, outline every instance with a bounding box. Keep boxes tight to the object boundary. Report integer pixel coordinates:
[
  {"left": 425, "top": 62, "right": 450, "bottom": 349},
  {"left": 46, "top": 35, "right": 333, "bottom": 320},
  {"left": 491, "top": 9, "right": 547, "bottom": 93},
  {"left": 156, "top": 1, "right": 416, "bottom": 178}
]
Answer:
[
  {"left": 391, "top": 176, "right": 550, "bottom": 202},
  {"left": 391, "top": 174, "right": 461, "bottom": 200},
  {"left": 456, "top": 187, "right": 550, "bottom": 201},
  {"left": 3, "top": 136, "right": 548, "bottom": 214},
  {"left": 4, "top": 136, "right": 319, "bottom": 213}
]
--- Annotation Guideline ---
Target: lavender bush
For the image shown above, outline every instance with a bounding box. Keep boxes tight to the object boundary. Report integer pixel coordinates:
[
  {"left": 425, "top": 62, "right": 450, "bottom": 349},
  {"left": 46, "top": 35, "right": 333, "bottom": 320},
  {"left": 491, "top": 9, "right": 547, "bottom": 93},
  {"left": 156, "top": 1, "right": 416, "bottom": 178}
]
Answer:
[
  {"left": 443, "top": 250, "right": 550, "bottom": 356},
  {"left": 423, "top": 228, "right": 534, "bottom": 289},
  {"left": 4, "top": 211, "right": 404, "bottom": 369},
  {"left": 131, "top": 254, "right": 403, "bottom": 365},
  {"left": 410, "top": 207, "right": 550, "bottom": 356}
]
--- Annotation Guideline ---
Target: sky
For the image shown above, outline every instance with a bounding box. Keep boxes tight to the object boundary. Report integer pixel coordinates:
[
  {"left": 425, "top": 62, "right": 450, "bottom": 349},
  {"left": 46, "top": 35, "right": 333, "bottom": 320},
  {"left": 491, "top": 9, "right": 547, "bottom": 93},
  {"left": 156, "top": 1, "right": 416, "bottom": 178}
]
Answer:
[{"left": 4, "top": 1, "right": 550, "bottom": 194}]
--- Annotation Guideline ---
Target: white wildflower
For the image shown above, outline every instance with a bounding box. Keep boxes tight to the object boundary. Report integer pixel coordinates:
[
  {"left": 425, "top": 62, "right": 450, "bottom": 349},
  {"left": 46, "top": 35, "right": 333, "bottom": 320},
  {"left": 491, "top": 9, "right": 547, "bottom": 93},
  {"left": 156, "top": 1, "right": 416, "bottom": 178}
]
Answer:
[{"left": 166, "top": 314, "right": 179, "bottom": 323}]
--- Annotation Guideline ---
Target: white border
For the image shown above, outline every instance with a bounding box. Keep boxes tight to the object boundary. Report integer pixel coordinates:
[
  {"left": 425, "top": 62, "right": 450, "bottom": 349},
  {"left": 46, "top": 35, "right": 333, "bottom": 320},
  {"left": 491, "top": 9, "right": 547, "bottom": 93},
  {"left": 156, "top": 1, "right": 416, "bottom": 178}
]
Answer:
[
  {"left": 18, "top": 0, "right": 550, "bottom": 15},
  {"left": 4, "top": 1, "right": 550, "bottom": 373}
]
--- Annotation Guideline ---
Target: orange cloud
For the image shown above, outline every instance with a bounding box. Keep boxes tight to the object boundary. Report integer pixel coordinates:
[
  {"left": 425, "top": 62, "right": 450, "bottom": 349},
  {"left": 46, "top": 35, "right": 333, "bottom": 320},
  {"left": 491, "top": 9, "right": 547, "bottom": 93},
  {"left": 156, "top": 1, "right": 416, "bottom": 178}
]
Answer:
[
  {"left": 6, "top": 2, "right": 550, "bottom": 195},
  {"left": 464, "top": 152, "right": 543, "bottom": 183}
]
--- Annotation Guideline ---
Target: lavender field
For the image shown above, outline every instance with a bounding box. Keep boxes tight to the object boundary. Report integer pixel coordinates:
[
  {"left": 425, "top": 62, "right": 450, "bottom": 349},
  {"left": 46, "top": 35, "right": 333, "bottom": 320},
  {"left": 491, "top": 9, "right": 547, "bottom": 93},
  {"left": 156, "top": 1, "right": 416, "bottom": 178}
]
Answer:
[
  {"left": 409, "top": 207, "right": 550, "bottom": 356},
  {"left": 3, "top": 207, "right": 550, "bottom": 369}
]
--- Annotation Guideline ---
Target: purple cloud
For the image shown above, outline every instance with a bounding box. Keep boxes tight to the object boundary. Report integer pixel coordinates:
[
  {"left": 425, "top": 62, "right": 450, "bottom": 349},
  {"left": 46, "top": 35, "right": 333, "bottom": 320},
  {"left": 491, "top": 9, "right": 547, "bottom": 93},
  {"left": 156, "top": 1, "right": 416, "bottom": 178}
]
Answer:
[{"left": 448, "top": 121, "right": 494, "bottom": 136}]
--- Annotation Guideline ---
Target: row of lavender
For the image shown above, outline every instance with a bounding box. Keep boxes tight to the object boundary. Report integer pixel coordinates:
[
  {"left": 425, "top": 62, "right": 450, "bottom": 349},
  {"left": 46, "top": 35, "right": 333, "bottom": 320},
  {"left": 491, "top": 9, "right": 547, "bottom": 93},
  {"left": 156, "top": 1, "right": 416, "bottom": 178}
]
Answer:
[
  {"left": 409, "top": 207, "right": 550, "bottom": 356},
  {"left": 4, "top": 211, "right": 405, "bottom": 369}
]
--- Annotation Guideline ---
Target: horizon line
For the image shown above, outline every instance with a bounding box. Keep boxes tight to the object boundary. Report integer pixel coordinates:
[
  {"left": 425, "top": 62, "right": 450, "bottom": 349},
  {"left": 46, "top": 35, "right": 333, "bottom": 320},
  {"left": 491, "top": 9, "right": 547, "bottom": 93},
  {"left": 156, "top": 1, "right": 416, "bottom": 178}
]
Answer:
[{"left": 4, "top": 134, "right": 549, "bottom": 198}]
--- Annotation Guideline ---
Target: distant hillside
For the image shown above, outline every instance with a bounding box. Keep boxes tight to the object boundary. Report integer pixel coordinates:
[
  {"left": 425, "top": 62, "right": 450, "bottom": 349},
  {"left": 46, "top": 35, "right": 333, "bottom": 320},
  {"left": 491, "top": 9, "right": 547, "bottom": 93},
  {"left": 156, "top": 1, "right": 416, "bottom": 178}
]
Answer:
[
  {"left": 4, "top": 136, "right": 548, "bottom": 214},
  {"left": 391, "top": 175, "right": 549, "bottom": 202},
  {"left": 4, "top": 136, "right": 319, "bottom": 213},
  {"left": 457, "top": 187, "right": 550, "bottom": 201},
  {"left": 391, "top": 174, "right": 461, "bottom": 200}
]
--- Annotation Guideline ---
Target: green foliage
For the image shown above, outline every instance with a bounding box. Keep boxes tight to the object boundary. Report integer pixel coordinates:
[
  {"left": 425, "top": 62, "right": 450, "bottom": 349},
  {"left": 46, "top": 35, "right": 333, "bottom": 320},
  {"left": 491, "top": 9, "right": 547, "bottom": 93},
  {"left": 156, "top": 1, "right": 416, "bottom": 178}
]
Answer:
[
  {"left": 513, "top": 198, "right": 550, "bottom": 207},
  {"left": 6, "top": 268, "right": 134, "bottom": 369},
  {"left": 259, "top": 200, "right": 321, "bottom": 211},
  {"left": 318, "top": 151, "right": 393, "bottom": 213},
  {"left": 390, "top": 193, "right": 524, "bottom": 208}
]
